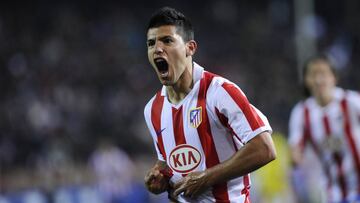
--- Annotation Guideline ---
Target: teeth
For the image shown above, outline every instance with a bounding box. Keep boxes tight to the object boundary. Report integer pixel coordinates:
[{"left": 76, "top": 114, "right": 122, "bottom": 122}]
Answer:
[
  {"left": 160, "top": 71, "right": 169, "bottom": 77},
  {"left": 155, "top": 58, "right": 165, "bottom": 62},
  {"left": 154, "top": 58, "right": 166, "bottom": 64}
]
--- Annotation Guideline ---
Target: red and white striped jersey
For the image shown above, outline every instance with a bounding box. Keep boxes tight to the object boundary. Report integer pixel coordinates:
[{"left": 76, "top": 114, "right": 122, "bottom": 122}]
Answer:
[
  {"left": 289, "top": 87, "right": 360, "bottom": 202},
  {"left": 144, "top": 63, "right": 272, "bottom": 203}
]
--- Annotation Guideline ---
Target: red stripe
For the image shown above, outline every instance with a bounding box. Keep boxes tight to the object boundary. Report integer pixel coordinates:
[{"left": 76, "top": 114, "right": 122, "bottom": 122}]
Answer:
[
  {"left": 197, "top": 72, "right": 230, "bottom": 202},
  {"left": 341, "top": 98, "right": 360, "bottom": 194},
  {"left": 299, "top": 104, "right": 311, "bottom": 153},
  {"left": 222, "top": 82, "right": 264, "bottom": 131},
  {"left": 323, "top": 115, "right": 347, "bottom": 199},
  {"left": 172, "top": 106, "right": 187, "bottom": 177},
  {"left": 241, "top": 174, "right": 251, "bottom": 203},
  {"left": 243, "top": 195, "right": 251, "bottom": 203},
  {"left": 303, "top": 105, "right": 333, "bottom": 189},
  {"left": 241, "top": 174, "right": 251, "bottom": 198},
  {"left": 302, "top": 105, "right": 310, "bottom": 153},
  {"left": 172, "top": 106, "right": 186, "bottom": 145},
  {"left": 322, "top": 115, "right": 331, "bottom": 135},
  {"left": 151, "top": 91, "right": 166, "bottom": 160},
  {"left": 303, "top": 106, "right": 321, "bottom": 156}
]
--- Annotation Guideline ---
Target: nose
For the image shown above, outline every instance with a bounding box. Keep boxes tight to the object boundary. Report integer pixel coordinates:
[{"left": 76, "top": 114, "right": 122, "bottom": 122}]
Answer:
[
  {"left": 154, "top": 41, "right": 164, "bottom": 54},
  {"left": 314, "top": 74, "right": 325, "bottom": 85}
]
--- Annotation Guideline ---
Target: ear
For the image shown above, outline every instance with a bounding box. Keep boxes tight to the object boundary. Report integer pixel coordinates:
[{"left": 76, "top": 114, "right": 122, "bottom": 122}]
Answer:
[{"left": 186, "top": 40, "right": 197, "bottom": 57}]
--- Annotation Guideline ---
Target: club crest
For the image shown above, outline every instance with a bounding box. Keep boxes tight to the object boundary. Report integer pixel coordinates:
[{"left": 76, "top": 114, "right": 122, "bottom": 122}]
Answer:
[{"left": 189, "top": 107, "right": 202, "bottom": 128}]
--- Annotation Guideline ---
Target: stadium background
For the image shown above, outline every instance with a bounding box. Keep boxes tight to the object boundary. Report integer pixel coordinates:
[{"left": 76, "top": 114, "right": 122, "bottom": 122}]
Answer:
[{"left": 0, "top": 0, "right": 359, "bottom": 202}]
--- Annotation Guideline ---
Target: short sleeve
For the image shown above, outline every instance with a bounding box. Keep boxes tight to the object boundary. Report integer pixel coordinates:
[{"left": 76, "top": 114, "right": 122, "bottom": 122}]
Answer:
[
  {"left": 347, "top": 90, "right": 360, "bottom": 117},
  {"left": 288, "top": 102, "right": 305, "bottom": 148},
  {"left": 208, "top": 78, "right": 272, "bottom": 144}
]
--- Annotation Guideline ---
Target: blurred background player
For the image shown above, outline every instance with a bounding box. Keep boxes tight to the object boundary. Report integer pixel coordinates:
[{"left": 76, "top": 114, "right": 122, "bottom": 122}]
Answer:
[
  {"left": 288, "top": 55, "right": 360, "bottom": 203},
  {"left": 143, "top": 7, "right": 276, "bottom": 202},
  {"left": 89, "top": 138, "right": 136, "bottom": 203}
]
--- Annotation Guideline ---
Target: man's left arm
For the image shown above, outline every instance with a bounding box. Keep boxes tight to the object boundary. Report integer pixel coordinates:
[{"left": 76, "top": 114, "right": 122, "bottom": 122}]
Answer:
[{"left": 173, "top": 131, "right": 276, "bottom": 198}]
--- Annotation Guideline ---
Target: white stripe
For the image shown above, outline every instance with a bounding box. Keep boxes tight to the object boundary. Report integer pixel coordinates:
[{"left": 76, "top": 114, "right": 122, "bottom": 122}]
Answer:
[{"left": 161, "top": 100, "right": 176, "bottom": 164}]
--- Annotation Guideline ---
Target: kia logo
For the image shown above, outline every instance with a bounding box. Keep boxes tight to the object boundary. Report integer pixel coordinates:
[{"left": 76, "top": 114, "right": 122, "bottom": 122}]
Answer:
[{"left": 169, "top": 144, "right": 202, "bottom": 173}]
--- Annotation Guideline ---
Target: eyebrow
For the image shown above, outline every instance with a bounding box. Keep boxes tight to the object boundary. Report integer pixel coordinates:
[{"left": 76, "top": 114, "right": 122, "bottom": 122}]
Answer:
[
  {"left": 147, "top": 38, "right": 155, "bottom": 43},
  {"left": 147, "top": 35, "right": 173, "bottom": 42},
  {"left": 158, "top": 35, "right": 172, "bottom": 40}
]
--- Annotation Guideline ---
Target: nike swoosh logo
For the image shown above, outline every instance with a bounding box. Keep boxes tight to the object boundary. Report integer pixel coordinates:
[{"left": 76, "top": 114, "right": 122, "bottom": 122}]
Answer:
[{"left": 156, "top": 128, "right": 166, "bottom": 136}]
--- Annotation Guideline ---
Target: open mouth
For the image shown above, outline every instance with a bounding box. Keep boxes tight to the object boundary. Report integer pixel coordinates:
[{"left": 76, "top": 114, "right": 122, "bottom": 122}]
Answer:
[{"left": 154, "top": 58, "right": 169, "bottom": 77}]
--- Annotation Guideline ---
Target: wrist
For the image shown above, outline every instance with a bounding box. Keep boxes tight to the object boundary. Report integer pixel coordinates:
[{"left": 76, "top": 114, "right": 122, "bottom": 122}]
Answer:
[
  {"left": 204, "top": 167, "right": 220, "bottom": 186},
  {"left": 205, "top": 161, "right": 232, "bottom": 187}
]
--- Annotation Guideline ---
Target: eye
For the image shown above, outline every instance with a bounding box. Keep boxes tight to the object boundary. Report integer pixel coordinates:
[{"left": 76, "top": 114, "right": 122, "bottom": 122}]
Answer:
[
  {"left": 147, "top": 40, "right": 155, "bottom": 47},
  {"left": 163, "top": 37, "right": 173, "bottom": 44}
]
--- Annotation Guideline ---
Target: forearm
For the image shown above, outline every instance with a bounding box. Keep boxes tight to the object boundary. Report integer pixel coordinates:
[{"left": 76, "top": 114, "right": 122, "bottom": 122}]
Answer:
[
  {"left": 290, "top": 146, "right": 303, "bottom": 167},
  {"left": 206, "top": 132, "right": 276, "bottom": 186}
]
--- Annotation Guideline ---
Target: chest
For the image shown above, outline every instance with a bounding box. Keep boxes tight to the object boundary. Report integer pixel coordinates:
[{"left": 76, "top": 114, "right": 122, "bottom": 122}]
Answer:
[
  {"left": 157, "top": 96, "right": 233, "bottom": 173},
  {"left": 308, "top": 105, "right": 344, "bottom": 141},
  {"left": 306, "top": 101, "right": 360, "bottom": 155}
]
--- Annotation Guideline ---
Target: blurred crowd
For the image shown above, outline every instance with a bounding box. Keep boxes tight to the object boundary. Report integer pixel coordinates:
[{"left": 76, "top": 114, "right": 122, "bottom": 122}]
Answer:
[{"left": 0, "top": 0, "right": 359, "bottom": 202}]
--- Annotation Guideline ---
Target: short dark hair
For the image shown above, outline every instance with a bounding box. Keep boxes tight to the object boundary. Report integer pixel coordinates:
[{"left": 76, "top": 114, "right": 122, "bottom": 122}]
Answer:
[
  {"left": 147, "top": 7, "right": 194, "bottom": 42},
  {"left": 302, "top": 54, "right": 337, "bottom": 96}
]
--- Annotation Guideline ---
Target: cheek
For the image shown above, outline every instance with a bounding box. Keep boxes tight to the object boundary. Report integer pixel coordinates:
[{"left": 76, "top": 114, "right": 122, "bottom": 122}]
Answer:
[
  {"left": 147, "top": 55, "right": 156, "bottom": 70},
  {"left": 148, "top": 51, "right": 152, "bottom": 62},
  {"left": 304, "top": 77, "right": 313, "bottom": 88},
  {"left": 305, "top": 78, "right": 320, "bottom": 93},
  {"left": 328, "top": 75, "right": 336, "bottom": 85}
]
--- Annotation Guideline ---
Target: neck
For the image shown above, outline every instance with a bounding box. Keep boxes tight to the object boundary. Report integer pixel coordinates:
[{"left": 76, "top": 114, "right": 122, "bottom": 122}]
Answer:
[
  {"left": 167, "top": 64, "right": 194, "bottom": 104},
  {"left": 315, "top": 90, "right": 334, "bottom": 107}
]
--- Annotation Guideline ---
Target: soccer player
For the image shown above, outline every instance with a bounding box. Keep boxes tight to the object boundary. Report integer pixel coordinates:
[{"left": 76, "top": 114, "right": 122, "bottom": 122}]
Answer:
[
  {"left": 143, "top": 7, "right": 276, "bottom": 202},
  {"left": 289, "top": 55, "right": 360, "bottom": 203}
]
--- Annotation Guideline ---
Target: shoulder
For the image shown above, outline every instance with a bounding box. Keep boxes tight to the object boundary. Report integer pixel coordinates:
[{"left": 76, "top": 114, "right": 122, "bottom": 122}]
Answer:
[
  {"left": 195, "top": 63, "right": 240, "bottom": 91},
  {"left": 344, "top": 89, "right": 360, "bottom": 99},
  {"left": 290, "top": 100, "right": 306, "bottom": 117},
  {"left": 343, "top": 88, "right": 360, "bottom": 107},
  {"left": 207, "top": 73, "right": 225, "bottom": 88},
  {"left": 144, "top": 95, "right": 155, "bottom": 117},
  {"left": 333, "top": 87, "right": 359, "bottom": 101},
  {"left": 144, "top": 90, "right": 161, "bottom": 116},
  {"left": 204, "top": 71, "right": 244, "bottom": 95},
  {"left": 203, "top": 70, "right": 230, "bottom": 85}
]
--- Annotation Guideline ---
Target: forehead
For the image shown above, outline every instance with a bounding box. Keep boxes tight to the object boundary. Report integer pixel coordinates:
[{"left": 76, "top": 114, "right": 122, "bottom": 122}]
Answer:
[
  {"left": 147, "top": 25, "right": 179, "bottom": 39},
  {"left": 307, "top": 60, "right": 332, "bottom": 73}
]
